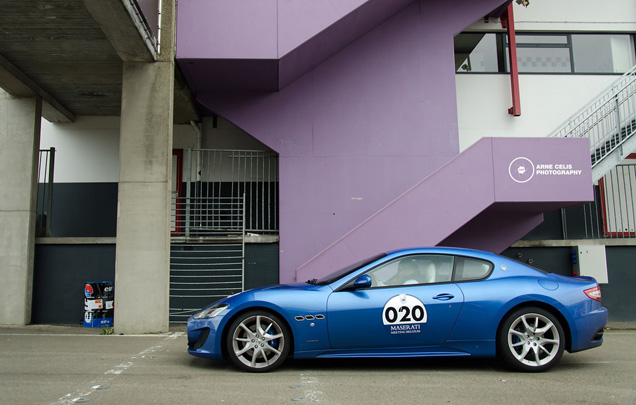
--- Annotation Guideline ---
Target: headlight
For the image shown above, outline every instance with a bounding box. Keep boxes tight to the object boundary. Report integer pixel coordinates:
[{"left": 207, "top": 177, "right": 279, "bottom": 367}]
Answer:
[{"left": 193, "top": 304, "right": 229, "bottom": 319}]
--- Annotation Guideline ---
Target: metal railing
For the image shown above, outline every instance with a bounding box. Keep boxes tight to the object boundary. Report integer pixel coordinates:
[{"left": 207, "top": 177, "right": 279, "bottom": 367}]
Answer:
[
  {"left": 548, "top": 65, "right": 636, "bottom": 182},
  {"left": 177, "top": 149, "right": 279, "bottom": 236},
  {"left": 124, "top": 0, "right": 159, "bottom": 56},
  {"left": 563, "top": 163, "right": 636, "bottom": 239},
  {"left": 171, "top": 195, "right": 246, "bottom": 240},
  {"left": 36, "top": 148, "right": 55, "bottom": 237}
]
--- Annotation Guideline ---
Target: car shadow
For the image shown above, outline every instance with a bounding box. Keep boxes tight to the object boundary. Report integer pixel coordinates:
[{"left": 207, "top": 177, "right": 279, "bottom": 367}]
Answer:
[{"left": 283, "top": 356, "right": 505, "bottom": 373}]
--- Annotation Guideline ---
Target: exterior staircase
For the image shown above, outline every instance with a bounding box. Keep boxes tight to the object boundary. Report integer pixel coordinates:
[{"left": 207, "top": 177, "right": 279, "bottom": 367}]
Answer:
[{"left": 549, "top": 65, "right": 636, "bottom": 182}]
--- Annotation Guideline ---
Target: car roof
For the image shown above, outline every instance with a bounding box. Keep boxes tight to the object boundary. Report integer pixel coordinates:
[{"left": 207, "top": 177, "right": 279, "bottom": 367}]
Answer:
[{"left": 386, "top": 247, "right": 497, "bottom": 258}]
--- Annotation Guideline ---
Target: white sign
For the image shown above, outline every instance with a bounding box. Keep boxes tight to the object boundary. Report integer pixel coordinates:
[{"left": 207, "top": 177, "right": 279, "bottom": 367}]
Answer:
[{"left": 382, "top": 294, "right": 427, "bottom": 336}]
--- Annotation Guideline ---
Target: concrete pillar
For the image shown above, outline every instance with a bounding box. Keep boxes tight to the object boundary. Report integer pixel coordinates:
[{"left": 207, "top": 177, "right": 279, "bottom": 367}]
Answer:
[
  {"left": 0, "top": 90, "right": 41, "bottom": 325},
  {"left": 114, "top": 1, "right": 175, "bottom": 334}
]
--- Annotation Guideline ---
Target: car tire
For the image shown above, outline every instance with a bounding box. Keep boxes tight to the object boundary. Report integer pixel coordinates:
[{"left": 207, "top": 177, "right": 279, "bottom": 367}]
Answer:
[
  {"left": 498, "top": 306, "right": 565, "bottom": 372},
  {"left": 226, "top": 310, "right": 290, "bottom": 372}
]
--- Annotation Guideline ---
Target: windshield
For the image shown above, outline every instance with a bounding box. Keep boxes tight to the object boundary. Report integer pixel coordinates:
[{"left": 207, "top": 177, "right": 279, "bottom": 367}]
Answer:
[{"left": 311, "top": 253, "right": 386, "bottom": 285}]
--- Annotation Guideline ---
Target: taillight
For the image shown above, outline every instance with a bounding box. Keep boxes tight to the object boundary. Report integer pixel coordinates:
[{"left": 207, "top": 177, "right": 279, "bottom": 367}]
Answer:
[{"left": 584, "top": 286, "right": 602, "bottom": 302}]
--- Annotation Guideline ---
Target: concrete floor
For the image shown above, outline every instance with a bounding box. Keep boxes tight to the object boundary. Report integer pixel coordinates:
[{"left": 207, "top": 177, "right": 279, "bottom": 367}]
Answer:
[{"left": 1, "top": 324, "right": 635, "bottom": 404}]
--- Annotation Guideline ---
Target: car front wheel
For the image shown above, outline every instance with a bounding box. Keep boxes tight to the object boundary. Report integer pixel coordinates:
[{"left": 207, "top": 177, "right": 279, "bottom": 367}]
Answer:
[
  {"left": 498, "top": 307, "right": 565, "bottom": 372},
  {"left": 226, "top": 310, "right": 290, "bottom": 372}
]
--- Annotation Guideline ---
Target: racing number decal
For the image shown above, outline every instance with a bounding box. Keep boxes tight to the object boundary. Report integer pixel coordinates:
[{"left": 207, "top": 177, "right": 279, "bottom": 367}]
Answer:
[
  {"left": 384, "top": 304, "right": 425, "bottom": 323},
  {"left": 382, "top": 294, "right": 427, "bottom": 326}
]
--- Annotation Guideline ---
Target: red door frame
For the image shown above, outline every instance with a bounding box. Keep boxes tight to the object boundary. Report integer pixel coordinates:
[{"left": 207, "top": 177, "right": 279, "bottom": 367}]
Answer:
[{"left": 172, "top": 149, "right": 184, "bottom": 236}]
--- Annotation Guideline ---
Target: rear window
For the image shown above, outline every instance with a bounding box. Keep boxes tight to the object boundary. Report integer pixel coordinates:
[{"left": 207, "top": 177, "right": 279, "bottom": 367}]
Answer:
[{"left": 454, "top": 256, "right": 493, "bottom": 282}]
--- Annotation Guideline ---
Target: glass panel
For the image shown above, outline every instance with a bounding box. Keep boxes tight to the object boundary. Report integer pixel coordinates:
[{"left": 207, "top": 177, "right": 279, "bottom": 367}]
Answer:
[
  {"left": 455, "top": 33, "right": 499, "bottom": 73},
  {"left": 367, "top": 255, "right": 455, "bottom": 287},
  {"left": 515, "top": 34, "right": 568, "bottom": 45},
  {"left": 509, "top": 47, "right": 572, "bottom": 73},
  {"left": 572, "top": 34, "right": 636, "bottom": 73},
  {"left": 454, "top": 257, "right": 493, "bottom": 282}
]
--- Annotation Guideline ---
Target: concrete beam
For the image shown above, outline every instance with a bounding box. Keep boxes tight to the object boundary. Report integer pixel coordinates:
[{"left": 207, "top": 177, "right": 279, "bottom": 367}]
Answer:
[
  {"left": 0, "top": 54, "right": 74, "bottom": 123},
  {"left": 83, "top": 0, "right": 156, "bottom": 62},
  {"left": 0, "top": 90, "right": 41, "bottom": 325}
]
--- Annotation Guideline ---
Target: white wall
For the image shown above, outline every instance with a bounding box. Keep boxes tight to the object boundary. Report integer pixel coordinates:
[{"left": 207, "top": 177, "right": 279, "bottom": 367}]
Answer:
[
  {"left": 466, "top": 0, "right": 636, "bottom": 32},
  {"left": 40, "top": 117, "right": 120, "bottom": 183},
  {"left": 513, "top": 0, "right": 636, "bottom": 32},
  {"left": 456, "top": 74, "right": 618, "bottom": 151}
]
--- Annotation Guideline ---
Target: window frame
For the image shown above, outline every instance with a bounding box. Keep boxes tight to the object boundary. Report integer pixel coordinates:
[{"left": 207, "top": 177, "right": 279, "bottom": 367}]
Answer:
[{"left": 455, "top": 32, "right": 636, "bottom": 75}]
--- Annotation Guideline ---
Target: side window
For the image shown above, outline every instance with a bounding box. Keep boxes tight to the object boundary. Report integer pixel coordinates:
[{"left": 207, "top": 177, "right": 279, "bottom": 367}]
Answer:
[
  {"left": 454, "top": 257, "right": 493, "bottom": 282},
  {"left": 366, "top": 255, "right": 454, "bottom": 287}
]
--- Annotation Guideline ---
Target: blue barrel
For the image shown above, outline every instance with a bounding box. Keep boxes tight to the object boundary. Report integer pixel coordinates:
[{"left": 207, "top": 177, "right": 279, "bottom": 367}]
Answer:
[{"left": 83, "top": 281, "right": 114, "bottom": 327}]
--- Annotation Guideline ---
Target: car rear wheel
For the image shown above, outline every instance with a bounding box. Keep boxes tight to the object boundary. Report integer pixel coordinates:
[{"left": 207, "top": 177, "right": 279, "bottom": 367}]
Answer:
[
  {"left": 498, "top": 307, "right": 565, "bottom": 372},
  {"left": 226, "top": 311, "right": 290, "bottom": 372}
]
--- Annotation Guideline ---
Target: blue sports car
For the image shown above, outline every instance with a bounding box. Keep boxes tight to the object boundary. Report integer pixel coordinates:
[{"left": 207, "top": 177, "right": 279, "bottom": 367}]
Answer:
[{"left": 186, "top": 247, "right": 607, "bottom": 372}]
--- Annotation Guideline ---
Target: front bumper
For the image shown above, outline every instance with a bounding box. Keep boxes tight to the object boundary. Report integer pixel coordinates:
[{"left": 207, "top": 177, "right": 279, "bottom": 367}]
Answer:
[{"left": 187, "top": 317, "right": 223, "bottom": 360}]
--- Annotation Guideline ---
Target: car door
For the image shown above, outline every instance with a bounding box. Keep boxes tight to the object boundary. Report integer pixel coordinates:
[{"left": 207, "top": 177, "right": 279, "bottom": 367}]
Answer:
[{"left": 326, "top": 254, "right": 464, "bottom": 350}]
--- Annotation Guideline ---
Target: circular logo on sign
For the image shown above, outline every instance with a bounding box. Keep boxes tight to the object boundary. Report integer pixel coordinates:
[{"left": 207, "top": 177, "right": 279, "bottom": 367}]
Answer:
[{"left": 508, "top": 157, "right": 535, "bottom": 183}]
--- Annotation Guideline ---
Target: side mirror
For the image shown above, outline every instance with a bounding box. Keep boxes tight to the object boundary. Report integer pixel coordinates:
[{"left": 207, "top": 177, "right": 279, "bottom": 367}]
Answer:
[{"left": 353, "top": 274, "right": 372, "bottom": 289}]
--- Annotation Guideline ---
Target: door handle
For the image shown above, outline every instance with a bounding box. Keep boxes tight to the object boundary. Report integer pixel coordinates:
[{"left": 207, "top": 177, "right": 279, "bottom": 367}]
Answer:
[{"left": 433, "top": 293, "right": 454, "bottom": 301}]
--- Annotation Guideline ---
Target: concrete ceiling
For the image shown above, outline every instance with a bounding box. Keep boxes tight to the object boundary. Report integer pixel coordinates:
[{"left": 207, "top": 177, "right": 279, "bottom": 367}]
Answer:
[{"left": 0, "top": 0, "right": 198, "bottom": 123}]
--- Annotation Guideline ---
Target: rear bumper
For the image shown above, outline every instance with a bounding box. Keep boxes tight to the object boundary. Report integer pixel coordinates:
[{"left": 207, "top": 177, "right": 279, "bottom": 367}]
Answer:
[{"left": 569, "top": 306, "right": 608, "bottom": 352}]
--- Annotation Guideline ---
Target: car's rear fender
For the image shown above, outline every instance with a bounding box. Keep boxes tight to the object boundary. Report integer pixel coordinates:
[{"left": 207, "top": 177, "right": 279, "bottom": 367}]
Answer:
[
  {"left": 495, "top": 300, "right": 573, "bottom": 353},
  {"left": 451, "top": 278, "right": 574, "bottom": 348}
]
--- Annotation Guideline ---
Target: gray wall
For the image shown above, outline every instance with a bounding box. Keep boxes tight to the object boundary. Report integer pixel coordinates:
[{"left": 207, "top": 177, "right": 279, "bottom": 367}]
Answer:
[
  {"left": 47, "top": 183, "right": 118, "bottom": 237},
  {"left": 33, "top": 244, "right": 116, "bottom": 324}
]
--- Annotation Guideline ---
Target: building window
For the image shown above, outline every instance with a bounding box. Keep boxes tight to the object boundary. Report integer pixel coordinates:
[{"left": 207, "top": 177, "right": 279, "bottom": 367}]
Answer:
[
  {"left": 572, "top": 35, "right": 636, "bottom": 73},
  {"left": 455, "top": 32, "right": 636, "bottom": 74},
  {"left": 455, "top": 33, "right": 502, "bottom": 73},
  {"left": 506, "top": 34, "right": 572, "bottom": 73}
]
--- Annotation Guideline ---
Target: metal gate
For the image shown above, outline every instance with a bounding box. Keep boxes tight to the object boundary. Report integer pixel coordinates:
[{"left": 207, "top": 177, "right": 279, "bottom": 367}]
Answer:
[
  {"left": 169, "top": 195, "right": 245, "bottom": 322},
  {"left": 169, "top": 149, "right": 278, "bottom": 322}
]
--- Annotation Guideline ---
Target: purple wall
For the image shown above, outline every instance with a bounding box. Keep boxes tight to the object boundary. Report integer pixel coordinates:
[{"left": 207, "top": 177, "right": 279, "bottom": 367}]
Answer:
[
  {"left": 176, "top": 0, "right": 410, "bottom": 60},
  {"left": 176, "top": 0, "right": 523, "bottom": 282}
]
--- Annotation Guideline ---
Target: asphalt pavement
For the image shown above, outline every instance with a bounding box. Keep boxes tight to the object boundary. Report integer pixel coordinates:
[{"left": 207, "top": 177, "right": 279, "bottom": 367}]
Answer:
[{"left": 1, "top": 323, "right": 635, "bottom": 404}]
